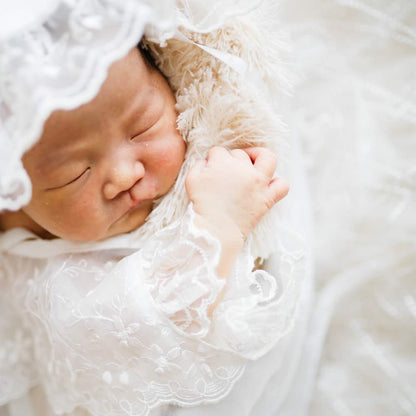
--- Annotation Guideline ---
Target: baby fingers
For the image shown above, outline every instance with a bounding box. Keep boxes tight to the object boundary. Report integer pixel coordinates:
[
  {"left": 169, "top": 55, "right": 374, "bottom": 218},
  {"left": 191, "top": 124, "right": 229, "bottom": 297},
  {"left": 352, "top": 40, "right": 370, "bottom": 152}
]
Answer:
[
  {"left": 267, "top": 176, "right": 290, "bottom": 207},
  {"left": 230, "top": 148, "right": 252, "bottom": 161},
  {"left": 242, "top": 147, "right": 277, "bottom": 178}
]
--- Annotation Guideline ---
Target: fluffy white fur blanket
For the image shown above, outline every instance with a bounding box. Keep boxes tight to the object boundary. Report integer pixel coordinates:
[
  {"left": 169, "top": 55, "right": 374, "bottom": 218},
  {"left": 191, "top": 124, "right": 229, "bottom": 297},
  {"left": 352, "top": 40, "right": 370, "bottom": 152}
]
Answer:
[{"left": 141, "top": 5, "right": 291, "bottom": 260}]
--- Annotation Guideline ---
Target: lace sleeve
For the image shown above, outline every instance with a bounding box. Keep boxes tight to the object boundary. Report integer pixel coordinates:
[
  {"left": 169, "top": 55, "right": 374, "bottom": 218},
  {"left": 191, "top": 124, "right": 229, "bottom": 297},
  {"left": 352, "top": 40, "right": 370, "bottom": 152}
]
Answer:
[
  {"left": 207, "top": 240, "right": 305, "bottom": 360},
  {"left": 140, "top": 205, "right": 226, "bottom": 339},
  {"left": 143, "top": 205, "right": 305, "bottom": 360}
]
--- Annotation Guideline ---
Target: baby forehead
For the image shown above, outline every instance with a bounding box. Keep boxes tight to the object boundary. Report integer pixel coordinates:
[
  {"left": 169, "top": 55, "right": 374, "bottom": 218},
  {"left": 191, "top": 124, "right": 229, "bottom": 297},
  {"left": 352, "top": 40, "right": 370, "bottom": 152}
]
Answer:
[
  {"left": 30, "top": 48, "right": 156, "bottom": 146},
  {"left": 74, "top": 48, "right": 154, "bottom": 120},
  {"left": 51, "top": 48, "right": 152, "bottom": 119},
  {"left": 91, "top": 47, "right": 152, "bottom": 108}
]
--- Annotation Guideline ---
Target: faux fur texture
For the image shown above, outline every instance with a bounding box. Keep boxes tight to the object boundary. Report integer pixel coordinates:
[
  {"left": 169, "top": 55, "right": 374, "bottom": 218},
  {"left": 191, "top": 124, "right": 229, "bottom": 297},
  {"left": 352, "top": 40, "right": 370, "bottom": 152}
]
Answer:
[{"left": 140, "top": 5, "right": 291, "bottom": 259}]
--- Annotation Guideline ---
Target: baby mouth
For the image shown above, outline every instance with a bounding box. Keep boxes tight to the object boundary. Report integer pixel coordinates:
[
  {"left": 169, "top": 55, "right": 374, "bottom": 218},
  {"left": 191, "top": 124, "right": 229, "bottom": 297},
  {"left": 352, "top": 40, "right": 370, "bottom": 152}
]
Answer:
[
  {"left": 129, "top": 195, "right": 153, "bottom": 209},
  {"left": 130, "top": 199, "right": 144, "bottom": 209}
]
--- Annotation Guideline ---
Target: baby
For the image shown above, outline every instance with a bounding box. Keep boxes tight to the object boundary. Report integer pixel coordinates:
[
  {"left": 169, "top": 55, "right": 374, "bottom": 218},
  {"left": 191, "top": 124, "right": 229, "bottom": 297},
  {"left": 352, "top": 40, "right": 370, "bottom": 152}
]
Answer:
[
  {"left": 0, "top": 44, "right": 295, "bottom": 416},
  {"left": 0, "top": 45, "right": 288, "bottom": 278}
]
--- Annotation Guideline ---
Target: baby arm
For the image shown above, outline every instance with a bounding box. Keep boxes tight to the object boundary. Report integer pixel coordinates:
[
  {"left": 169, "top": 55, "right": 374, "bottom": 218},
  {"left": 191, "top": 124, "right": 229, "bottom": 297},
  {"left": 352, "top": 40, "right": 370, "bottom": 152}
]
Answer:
[{"left": 186, "top": 146, "right": 289, "bottom": 311}]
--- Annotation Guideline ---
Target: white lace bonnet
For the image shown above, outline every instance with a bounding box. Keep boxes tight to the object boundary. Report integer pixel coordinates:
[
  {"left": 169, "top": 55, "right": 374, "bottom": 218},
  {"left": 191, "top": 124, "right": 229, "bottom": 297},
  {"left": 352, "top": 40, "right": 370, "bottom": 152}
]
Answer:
[{"left": 0, "top": 0, "right": 259, "bottom": 212}]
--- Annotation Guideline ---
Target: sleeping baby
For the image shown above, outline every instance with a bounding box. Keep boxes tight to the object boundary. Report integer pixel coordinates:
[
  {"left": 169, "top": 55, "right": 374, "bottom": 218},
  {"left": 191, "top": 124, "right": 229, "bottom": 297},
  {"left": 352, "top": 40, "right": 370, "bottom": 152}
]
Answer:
[
  {"left": 0, "top": 44, "right": 301, "bottom": 416},
  {"left": 0, "top": 46, "right": 288, "bottom": 277}
]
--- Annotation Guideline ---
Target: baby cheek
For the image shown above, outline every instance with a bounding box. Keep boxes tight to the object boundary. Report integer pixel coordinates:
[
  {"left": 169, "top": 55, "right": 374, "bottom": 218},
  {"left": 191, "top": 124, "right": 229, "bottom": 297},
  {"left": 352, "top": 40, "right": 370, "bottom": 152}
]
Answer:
[
  {"left": 159, "top": 139, "right": 185, "bottom": 170},
  {"left": 24, "top": 188, "right": 108, "bottom": 241},
  {"left": 158, "top": 151, "right": 175, "bottom": 168},
  {"left": 49, "top": 197, "right": 106, "bottom": 241},
  {"left": 69, "top": 200, "right": 107, "bottom": 233}
]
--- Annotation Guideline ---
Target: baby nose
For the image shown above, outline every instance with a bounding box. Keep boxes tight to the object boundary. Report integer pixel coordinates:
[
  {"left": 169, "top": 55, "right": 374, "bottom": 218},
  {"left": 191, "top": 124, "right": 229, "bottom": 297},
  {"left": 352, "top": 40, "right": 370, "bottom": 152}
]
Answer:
[{"left": 103, "top": 159, "right": 145, "bottom": 200}]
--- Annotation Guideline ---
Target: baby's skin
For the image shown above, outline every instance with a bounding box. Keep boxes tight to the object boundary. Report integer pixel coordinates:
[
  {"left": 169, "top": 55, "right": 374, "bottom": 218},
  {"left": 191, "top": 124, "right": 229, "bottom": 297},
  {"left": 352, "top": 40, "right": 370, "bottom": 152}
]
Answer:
[
  {"left": 0, "top": 46, "right": 289, "bottom": 282},
  {"left": 2, "top": 47, "right": 185, "bottom": 241}
]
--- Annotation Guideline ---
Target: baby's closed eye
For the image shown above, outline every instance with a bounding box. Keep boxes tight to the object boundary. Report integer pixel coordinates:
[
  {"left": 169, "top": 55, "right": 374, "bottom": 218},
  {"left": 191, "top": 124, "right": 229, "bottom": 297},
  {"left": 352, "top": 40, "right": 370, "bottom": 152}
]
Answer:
[{"left": 46, "top": 167, "right": 91, "bottom": 191}]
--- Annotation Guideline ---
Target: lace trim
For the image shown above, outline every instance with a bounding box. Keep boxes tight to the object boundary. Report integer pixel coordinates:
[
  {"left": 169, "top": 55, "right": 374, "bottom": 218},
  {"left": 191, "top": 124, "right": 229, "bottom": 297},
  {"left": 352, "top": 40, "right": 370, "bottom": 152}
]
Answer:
[{"left": 208, "top": 228, "right": 307, "bottom": 360}]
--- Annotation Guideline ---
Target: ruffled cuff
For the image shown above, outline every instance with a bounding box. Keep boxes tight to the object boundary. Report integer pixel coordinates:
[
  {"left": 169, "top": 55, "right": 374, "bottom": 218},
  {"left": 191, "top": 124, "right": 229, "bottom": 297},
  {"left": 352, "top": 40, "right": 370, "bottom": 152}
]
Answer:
[
  {"left": 144, "top": 204, "right": 304, "bottom": 361},
  {"left": 207, "top": 241, "right": 301, "bottom": 360}
]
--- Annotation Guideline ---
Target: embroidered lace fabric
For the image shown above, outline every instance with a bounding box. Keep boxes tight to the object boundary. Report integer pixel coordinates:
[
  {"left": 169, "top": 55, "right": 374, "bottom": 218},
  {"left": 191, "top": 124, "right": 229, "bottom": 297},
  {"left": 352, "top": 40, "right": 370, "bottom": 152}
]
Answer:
[
  {"left": 0, "top": 205, "right": 306, "bottom": 415},
  {"left": 5, "top": 0, "right": 413, "bottom": 414}
]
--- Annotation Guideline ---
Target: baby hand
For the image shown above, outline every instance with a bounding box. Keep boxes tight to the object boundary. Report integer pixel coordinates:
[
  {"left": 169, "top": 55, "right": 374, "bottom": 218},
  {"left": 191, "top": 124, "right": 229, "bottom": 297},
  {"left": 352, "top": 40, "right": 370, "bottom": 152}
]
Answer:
[{"left": 186, "top": 146, "right": 289, "bottom": 250}]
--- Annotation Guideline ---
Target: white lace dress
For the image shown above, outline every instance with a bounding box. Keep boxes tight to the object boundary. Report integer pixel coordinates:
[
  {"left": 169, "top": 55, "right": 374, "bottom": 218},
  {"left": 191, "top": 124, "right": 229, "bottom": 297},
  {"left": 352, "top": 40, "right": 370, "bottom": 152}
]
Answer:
[
  {"left": 0, "top": 145, "right": 312, "bottom": 416},
  {"left": 2, "top": 0, "right": 414, "bottom": 415},
  {"left": 0, "top": 2, "right": 314, "bottom": 415}
]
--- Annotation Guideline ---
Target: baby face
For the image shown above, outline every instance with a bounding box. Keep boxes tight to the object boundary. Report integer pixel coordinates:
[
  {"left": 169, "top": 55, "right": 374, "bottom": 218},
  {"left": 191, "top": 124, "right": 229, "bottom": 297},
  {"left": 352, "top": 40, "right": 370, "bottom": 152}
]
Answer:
[{"left": 20, "top": 47, "right": 185, "bottom": 241}]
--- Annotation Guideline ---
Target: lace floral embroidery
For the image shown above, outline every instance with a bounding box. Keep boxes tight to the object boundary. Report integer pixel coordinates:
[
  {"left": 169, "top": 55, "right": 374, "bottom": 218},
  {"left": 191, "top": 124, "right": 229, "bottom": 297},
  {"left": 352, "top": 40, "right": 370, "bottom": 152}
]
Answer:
[{"left": 1, "top": 206, "right": 306, "bottom": 415}]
